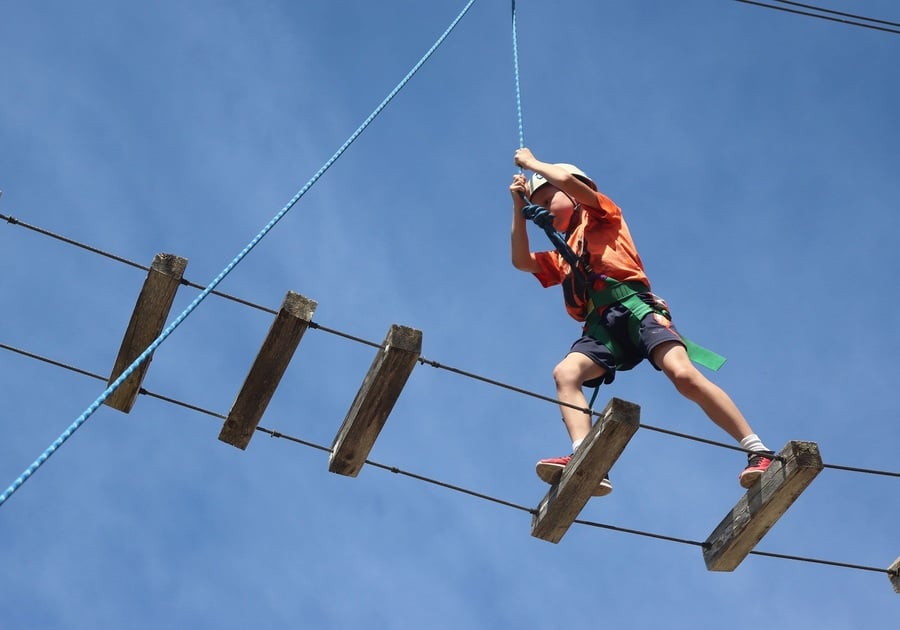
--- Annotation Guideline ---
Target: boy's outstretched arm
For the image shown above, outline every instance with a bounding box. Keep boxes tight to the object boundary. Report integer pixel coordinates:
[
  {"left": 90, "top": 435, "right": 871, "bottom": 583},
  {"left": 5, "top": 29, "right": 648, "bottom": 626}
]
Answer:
[
  {"left": 510, "top": 173, "right": 541, "bottom": 273},
  {"left": 514, "top": 147, "right": 596, "bottom": 208}
]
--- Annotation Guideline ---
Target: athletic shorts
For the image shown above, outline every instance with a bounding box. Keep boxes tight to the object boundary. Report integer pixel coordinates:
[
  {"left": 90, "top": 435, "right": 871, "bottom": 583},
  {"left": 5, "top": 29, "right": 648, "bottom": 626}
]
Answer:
[{"left": 570, "top": 302, "right": 685, "bottom": 387}]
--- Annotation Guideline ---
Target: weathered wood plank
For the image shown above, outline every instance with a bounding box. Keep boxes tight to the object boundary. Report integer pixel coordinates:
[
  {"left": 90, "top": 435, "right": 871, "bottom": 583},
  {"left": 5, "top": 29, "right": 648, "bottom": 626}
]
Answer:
[
  {"left": 328, "top": 324, "right": 423, "bottom": 477},
  {"left": 218, "top": 291, "right": 317, "bottom": 450},
  {"left": 531, "top": 398, "right": 640, "bottom": 544},
  {"left": 105, "top": 253, "right": 188, "bottom": 413},
  {"left": 703, "top": 441, "right": 823, "bottom": 571},
  {"left": 888, "top": 557, "right": 900, "bottom": 594}
]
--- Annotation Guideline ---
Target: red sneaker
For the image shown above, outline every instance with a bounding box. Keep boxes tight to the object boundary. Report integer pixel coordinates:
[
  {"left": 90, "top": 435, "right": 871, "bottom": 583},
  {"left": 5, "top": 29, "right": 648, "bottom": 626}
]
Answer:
[
  {"left": 536, "top": 455, "right": 571, "bottom": 484},
  {"left": 535, "top": 455, "right": 613, "bottom": 496},
  {"left": 739, "top": 451, "right": 775, "bottom": 488}
]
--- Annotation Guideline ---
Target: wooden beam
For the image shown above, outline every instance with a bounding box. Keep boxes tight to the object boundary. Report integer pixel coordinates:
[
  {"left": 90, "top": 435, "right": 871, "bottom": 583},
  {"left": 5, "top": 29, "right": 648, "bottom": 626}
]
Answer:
[
  {"left": 703, "top": 441, "right": 823, "bottom": 572},
  {"left": 218, "top": 291, "right": 317, "bottom": 450},
  {"left": 531, "top": 398, "right": 640, "bottom": 544},
  {"left": 105, "top": 253, "right": 187, "bottom": 413},
  {"left": 888, "top": 557, "right": 900, "bottom": 594},
  {"left": 328, "top": 324, "right": 422, "bottom": 477}
]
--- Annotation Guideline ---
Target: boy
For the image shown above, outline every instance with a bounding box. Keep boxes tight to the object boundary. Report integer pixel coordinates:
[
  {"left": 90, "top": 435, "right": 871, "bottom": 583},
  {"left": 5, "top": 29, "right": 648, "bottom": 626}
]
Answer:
[{"left": 509, "top": 147, "right": 773, "bottom": 496}]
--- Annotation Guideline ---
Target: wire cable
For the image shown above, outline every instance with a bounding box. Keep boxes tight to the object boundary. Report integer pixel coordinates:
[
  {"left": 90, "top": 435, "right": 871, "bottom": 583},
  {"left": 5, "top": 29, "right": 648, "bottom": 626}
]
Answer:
[
  {"left": 0, "top": 213, "right": 386, "bottom": 349},
  {"left": 733, "top": 0, "right": 900, "bottom": 35},
  {"left": 0, "top": 0, "right": 479, "bottom": 508},
  {"left": 772, "top": 0, "right": 900, "bottom": 28},
  {"left": 1, "top": 212, "right": 280, "bottom": 315}
]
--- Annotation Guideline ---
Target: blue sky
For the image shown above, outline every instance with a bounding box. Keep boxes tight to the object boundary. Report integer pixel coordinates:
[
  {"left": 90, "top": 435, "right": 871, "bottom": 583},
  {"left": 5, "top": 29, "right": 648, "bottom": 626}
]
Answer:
[{"left": 2, "top": 1, "right": 898, "bottom": 628}]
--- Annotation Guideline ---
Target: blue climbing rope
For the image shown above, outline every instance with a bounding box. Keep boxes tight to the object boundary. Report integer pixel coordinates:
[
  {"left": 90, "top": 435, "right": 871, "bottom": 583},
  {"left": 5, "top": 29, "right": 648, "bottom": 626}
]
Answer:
[
  {"left": 511, "top": 0, "right": 526, "bottom": 151},
  {"left": 0, "top": 0, "right": 479, "bottom": 507}
]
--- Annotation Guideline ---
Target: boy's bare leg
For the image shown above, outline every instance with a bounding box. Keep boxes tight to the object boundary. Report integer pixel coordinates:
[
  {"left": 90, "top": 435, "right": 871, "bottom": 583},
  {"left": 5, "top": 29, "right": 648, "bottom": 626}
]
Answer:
[
  {"left": 553, "top": 352, "right": 608, "bottom": 444},
  {"left": 651, "top": 341, "right": 753, "bottom": 441}
]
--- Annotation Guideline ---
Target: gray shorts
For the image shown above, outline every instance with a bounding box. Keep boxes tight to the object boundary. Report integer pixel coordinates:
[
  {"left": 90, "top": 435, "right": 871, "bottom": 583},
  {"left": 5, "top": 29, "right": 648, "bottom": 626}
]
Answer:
[{"left": 570, "top": 302, "right": 684, "bottom": 387}]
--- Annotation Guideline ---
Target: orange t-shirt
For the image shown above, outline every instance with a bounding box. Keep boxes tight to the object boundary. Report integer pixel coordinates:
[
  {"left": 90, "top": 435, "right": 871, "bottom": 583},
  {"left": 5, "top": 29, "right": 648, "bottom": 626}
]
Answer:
[{"left": 533, "top": 191, "right": 649, "bottom": 323}]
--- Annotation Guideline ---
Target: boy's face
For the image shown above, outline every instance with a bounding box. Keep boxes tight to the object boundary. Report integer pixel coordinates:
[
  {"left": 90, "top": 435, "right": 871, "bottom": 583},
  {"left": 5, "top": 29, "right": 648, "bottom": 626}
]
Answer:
[{"left": 532, "top": 185, "right": 575, "bottom": 231}]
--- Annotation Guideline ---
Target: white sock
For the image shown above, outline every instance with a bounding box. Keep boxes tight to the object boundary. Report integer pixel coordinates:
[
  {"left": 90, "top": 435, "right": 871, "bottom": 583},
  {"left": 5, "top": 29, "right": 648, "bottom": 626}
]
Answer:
[
  {"left": 572, "top": 439, "right": 584, "bottom": 452},
  {"left": 740, "top": 434, "right": 769, "bottom": 453}
]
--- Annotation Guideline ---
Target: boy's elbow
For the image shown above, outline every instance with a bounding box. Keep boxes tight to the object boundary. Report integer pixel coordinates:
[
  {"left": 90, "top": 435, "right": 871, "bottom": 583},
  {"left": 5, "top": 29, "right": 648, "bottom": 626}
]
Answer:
[{"left": 511, "top": 254, "right": 537, "bottom": 273}]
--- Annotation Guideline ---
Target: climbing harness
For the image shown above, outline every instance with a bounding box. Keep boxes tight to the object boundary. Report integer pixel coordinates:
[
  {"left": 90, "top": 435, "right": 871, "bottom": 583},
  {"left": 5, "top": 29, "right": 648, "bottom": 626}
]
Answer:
[
  {"left": 520, "top": 201, "right": 726, "bottom": 372},
  {"left": 586, "top": 275, "right": 726, "bottom": 372}
]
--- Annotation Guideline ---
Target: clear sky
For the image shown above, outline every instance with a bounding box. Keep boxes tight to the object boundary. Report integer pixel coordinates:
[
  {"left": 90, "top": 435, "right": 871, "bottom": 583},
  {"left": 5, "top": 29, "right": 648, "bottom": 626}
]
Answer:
[{"left": 2, "top": 1, "right": 898, "bottom": 628}]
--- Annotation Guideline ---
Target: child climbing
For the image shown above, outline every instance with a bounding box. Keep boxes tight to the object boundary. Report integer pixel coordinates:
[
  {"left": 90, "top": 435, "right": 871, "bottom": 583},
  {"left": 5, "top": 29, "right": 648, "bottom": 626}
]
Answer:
[{"left": 509, "top": 147, "right": 774, "bottom": 496}]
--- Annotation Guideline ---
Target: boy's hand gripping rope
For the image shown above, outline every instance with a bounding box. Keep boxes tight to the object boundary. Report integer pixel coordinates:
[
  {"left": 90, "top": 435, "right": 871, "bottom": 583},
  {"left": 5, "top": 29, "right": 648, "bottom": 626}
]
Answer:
[{"left": 521, "top": 200, "right": 584, "bottom": 273}]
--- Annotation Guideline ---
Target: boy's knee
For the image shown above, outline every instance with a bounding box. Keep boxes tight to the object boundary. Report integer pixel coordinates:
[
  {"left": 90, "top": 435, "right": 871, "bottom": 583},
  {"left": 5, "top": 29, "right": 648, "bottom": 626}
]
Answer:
[
  {"left": 553, "top": 359, "right": 582, "bottom": 388},
  {"left": 553, "top": 354, "right": 605, "bottom": 390},
  {"left": 668, "top": 365, "right": 706, "bottom": 399},
  {"left": 552, "top": 362, "right": 571, "bottom": 386}
]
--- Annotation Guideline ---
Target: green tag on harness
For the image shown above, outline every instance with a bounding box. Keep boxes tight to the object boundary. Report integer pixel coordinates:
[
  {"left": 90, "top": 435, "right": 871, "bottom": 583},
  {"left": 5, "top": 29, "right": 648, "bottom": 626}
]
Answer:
[
  {"left": 585, "top": 278, "right": 726, "bottom": 372},
  {"left": 681, "top": 338, "right": 727, "bottom": 371}
]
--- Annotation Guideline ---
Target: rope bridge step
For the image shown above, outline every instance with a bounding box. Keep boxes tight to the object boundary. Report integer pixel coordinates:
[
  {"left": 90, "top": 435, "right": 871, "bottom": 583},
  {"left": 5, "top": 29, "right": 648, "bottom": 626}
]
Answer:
[
  {"left": 531, "top": 397, "right": 640, "bottom": 543},
  {"left": 704, "top": 440, "right": 823, "bottom": 571},
  {"left": 105, "top": 253, "right": 188, "bottom": 413},
  {"left": 329, "top": 324, "right": 422, "bottom": 477},
  {"left": 218, "top": 291, "right": 317, "bottom": 450}
]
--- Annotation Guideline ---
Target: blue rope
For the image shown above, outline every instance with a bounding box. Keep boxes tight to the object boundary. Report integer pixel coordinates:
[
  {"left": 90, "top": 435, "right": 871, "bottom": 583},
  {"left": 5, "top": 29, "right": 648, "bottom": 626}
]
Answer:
[
  {"left": 0, "top": 0, "right": 479, "bottom": 508},
  {"left": 511, "top": 0, "right": 526, "bottom": 151}
]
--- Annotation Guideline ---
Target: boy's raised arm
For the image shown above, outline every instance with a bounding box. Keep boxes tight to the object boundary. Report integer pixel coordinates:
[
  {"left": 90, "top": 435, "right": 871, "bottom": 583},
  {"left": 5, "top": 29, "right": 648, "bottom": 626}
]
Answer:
[
  {"left": 510, "top": 173, "right": 541, "bottom": 273},
  {"left": 515, "top": 148, "right": 596, "bottom": 208}
]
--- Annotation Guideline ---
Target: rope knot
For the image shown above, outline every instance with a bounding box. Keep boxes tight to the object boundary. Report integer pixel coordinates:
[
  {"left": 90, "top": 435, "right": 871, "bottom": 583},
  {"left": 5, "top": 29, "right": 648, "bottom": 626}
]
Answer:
[{"left": 521, "top": 204, "right": 555, "bottom": 229}]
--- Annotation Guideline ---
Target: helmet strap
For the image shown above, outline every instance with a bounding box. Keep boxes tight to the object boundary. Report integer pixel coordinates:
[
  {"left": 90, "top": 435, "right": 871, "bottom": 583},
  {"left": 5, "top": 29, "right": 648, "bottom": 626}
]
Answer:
[{"left": 564, "top": 196, "right": 582, "bottom": 234}]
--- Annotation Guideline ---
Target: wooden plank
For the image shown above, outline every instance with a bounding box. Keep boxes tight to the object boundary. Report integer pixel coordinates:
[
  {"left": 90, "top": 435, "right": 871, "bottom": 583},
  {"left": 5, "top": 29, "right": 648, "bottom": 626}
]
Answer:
[
  {"left": 703, "top": 441, "right": 823, "bottom": 572},
  {"left": 218, "top": 291, "right": 317, "bottom": 450},
  {"left": 531, "top": 398, "right": 640, "bottom": 544},
  {"left": 328, "top": 324, "right": 423, "bottom": 477},
  {"left": 889, "top": 557, "right": 900, "bottom": 594},
  {"left": 105, "top": 253, "right": 188, "bottom": 413}
]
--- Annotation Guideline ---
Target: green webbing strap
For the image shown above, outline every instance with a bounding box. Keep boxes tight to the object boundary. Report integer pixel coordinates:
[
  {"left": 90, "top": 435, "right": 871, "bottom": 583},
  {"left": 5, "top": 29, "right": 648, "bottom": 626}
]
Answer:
[
  {"left": 587, "top": 280, "right": 651, "bottom": 316},
  {"left": 586, "top": 277, "right": 727, "bottom": 372},
  {"left": 681, "top": 338, "right": 727, "bottom": 371}
]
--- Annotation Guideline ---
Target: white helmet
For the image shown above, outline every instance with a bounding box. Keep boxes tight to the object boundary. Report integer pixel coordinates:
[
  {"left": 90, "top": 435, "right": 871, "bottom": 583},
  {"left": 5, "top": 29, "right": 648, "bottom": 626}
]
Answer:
[{"left": 529, "top": 163, "right": 597, "bottom": 195}]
